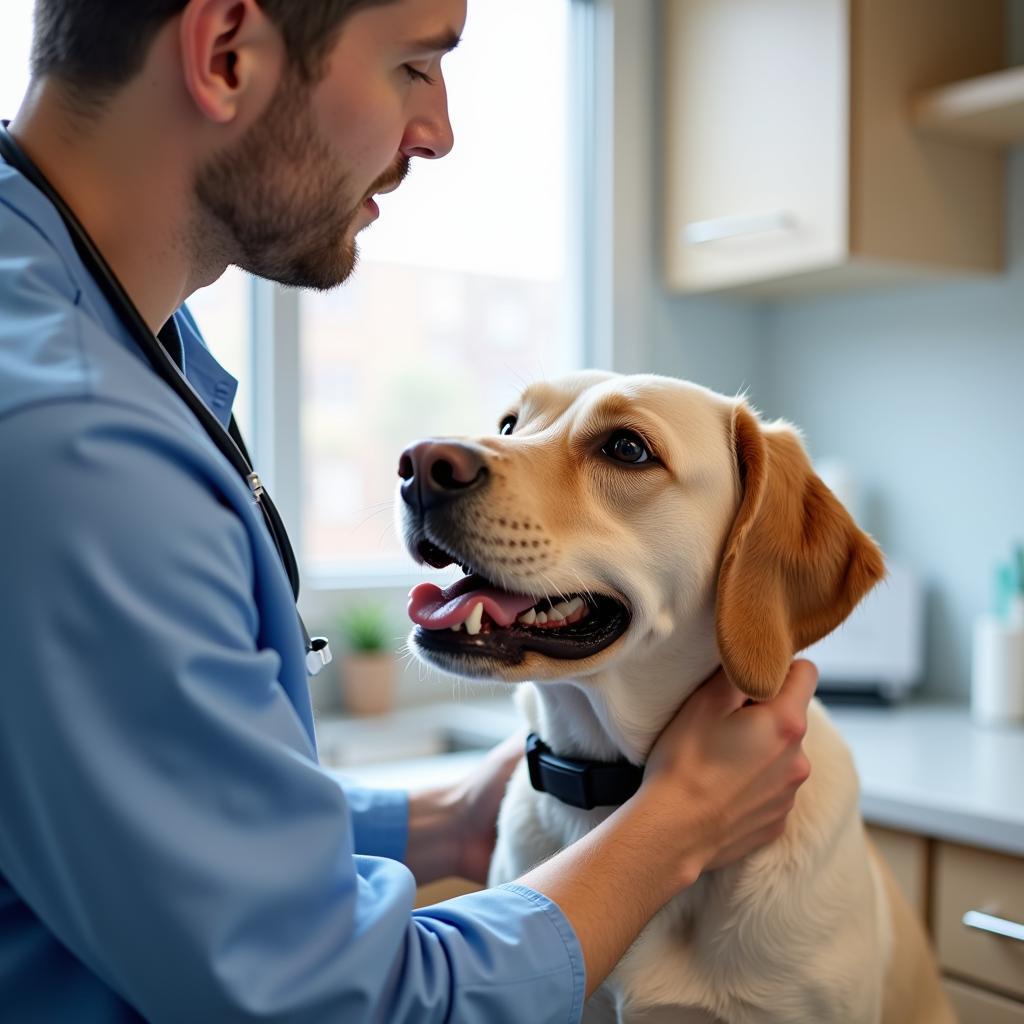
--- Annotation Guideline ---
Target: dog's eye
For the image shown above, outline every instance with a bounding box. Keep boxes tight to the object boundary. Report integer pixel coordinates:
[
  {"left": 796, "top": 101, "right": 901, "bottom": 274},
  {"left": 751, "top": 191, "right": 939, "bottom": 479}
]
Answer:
[
  {"left": 603, "top": 430, "right": 651, "bottom": 465},
  {"left": 499, "top": 414, "right": 517, "bottom": 436}
]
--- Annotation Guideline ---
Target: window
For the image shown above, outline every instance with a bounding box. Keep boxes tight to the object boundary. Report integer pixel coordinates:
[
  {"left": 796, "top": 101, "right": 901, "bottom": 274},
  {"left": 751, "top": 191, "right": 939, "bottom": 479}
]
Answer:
[
  {"left": 0, "top": 4, "right": 33, "bottom": 118},
  {"left": 300, "top": 0, "right": 582, "bottom": 580}
]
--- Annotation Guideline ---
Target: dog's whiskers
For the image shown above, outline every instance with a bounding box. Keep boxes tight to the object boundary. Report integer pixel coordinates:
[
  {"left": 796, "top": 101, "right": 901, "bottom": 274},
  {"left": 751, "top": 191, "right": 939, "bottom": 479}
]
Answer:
[
  {"left": 375, "top": 521, "right": 401, "bottom": 547},
  {"left": 503, "top": 363, "right": 536, "bottom": 397},
  {"left": 353, "top": 502, "right": 396, "bottom": 533},
  {"left": 533, "top": 566, "right": 574, "bottom": 607},
  {"left": 565, "top": 566, "right": 600, "bottom": 608}
]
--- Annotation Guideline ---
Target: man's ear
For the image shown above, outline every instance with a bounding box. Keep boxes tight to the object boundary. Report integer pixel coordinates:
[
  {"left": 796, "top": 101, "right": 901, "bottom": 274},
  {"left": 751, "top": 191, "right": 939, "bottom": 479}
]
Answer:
[
  {"left": 179, "top": 0, "right": 285, "bottom": 126},
  {"left": 715, "top": 403, "right": 886, "bottom": 701}
]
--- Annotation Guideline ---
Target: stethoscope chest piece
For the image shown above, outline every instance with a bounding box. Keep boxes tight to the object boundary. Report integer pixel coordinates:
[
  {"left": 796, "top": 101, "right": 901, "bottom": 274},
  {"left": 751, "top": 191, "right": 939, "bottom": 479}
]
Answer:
[{"left": 305, "top": 637, "right": 333, "bottom": 677}]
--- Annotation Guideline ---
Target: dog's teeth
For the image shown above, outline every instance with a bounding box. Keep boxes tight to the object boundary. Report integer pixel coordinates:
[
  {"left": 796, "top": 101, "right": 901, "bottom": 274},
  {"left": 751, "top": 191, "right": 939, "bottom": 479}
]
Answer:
[
  {"left": 547, "top": 605, "right": 566, "bottom": 623},
  {"left": 535, "top": 612, "right": 548, "bottom": 625},
  {"left": 465, "top": 602, "right": 484, "bottom": 636},
  {"left": 565, "top": 597, "right": 584, "bottom": 615},
  {"left": 518, "top": 608, "right": 537, "bottom": 625}
]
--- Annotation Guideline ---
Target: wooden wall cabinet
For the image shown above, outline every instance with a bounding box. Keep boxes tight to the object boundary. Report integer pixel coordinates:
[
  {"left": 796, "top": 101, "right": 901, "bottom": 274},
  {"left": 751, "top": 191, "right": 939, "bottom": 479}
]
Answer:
[{"left": 663, "top": 0, "right": 1007, "bottom": 297}]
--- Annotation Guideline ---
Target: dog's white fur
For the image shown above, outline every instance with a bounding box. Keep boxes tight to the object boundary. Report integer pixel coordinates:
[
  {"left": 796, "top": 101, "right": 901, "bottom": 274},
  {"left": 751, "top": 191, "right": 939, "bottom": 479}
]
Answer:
[{"left": 404, "top": 372, "right": 953, "bottom": 1023}]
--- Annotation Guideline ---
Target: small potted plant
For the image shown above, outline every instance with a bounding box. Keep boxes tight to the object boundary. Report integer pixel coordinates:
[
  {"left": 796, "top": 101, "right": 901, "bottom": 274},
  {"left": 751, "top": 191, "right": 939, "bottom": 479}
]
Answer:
[{"left": 336, "top": 603, "right": 397, "bottom": 716}]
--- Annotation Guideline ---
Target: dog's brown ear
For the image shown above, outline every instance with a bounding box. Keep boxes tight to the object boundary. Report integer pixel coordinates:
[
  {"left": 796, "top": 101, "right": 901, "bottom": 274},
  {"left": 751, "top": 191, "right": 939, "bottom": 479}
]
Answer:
[{"left": 716, "top": 404, "right": 886, "bottom": 700}]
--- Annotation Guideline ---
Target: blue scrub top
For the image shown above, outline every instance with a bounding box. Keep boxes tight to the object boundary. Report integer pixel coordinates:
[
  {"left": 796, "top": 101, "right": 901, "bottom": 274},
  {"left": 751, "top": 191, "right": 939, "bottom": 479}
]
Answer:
[{"left": 0, "top": 159, "right": 585, "bottom": 1022}]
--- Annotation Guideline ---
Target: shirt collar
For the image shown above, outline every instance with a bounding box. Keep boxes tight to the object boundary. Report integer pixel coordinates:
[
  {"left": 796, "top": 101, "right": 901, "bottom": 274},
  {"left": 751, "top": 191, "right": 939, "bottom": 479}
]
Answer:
[{"left": 170, "top": 305, "right": 239, "bottom": 432}]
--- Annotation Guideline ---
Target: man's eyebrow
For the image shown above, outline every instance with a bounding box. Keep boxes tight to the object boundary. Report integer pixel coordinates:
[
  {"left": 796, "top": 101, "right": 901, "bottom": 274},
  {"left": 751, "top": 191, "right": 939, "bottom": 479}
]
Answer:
[{"left": 403, "top": 29, "right": 462, "bottom": 54}]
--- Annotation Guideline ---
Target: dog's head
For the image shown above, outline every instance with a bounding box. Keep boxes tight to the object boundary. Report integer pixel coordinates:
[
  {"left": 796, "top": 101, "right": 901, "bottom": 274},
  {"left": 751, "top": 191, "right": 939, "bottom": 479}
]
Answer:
[{"left": 398, "top": 371, "right": 884, "bottom": 700}]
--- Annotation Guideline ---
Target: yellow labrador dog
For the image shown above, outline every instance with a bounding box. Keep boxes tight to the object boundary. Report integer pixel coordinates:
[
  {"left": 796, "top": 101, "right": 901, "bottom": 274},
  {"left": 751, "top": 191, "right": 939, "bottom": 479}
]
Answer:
[{"left": 398, "top": 371, "right": 953, "bottom": 1024}]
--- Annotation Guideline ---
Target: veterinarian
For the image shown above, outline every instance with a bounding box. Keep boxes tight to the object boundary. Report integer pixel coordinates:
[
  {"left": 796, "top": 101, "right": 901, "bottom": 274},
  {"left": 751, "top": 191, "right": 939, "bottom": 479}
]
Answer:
[{"left": 0, "top": 0, "right": 817, "bottom": 1019}]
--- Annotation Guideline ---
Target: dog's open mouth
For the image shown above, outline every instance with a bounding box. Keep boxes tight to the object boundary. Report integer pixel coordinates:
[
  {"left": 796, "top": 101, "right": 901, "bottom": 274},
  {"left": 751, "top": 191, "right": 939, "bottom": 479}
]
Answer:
[{"left": 407, "top": 539, "right": 631, "bottom": 664}]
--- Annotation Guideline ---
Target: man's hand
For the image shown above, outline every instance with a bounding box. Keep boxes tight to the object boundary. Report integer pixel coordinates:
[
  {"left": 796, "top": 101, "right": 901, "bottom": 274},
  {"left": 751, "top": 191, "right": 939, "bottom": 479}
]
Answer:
[
  {"left": 449, "top": 732, "right": 526, "bottom": 884},
  {"left": 641, "top": 658, "right": 816, "bottom": 883},
  {"left": 404, "top": 732, "right": 525, "bottom": 886}
]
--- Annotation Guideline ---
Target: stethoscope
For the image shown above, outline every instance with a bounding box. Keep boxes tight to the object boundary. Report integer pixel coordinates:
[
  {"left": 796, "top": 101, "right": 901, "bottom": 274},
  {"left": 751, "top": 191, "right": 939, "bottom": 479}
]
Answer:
[{"left": 0, "top": 121, "right": 332, "bottom": 677}]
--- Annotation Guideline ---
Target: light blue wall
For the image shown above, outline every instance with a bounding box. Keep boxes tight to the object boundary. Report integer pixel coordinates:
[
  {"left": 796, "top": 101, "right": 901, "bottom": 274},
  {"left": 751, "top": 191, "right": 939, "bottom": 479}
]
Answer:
[
  {"left": 651, "top": 35, "right": 1024, "bottom": 699},
  {"left": 756, "top": 2, "right": 1024, "bottom": 699},
  {"left": 761, "top": 150, "right": 1024, "bottom": 699},
  {"left": 648, "top": 295, "right": 763, "bottom": 399}
]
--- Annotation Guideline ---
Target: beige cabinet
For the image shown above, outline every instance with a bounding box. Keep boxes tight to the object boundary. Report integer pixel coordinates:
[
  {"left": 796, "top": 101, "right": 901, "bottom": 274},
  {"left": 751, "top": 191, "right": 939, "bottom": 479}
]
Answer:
[
  {"left": 868, "top": 826, "right": 1024, "bottom": 1023},
  {"left": 663, "top": 0, "right": 1006, "bottom": 297},
  {"left": 867, "top": 824, "right": 929, "bottom": 920},
  {"left": 945, "top": 978, "right": 1024, "bottom": 1024},
  {"left": 934, "top": 842, "right": 1024, "bottom": 1004},
  {"left": 414, "top": 876, "right": 481, "bottom": 907}
]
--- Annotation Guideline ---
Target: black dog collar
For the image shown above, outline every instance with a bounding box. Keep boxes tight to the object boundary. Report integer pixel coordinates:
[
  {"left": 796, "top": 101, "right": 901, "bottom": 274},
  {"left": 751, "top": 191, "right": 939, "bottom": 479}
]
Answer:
[{"left": 526, "top": 733, "right": 644, "bottom": 810}]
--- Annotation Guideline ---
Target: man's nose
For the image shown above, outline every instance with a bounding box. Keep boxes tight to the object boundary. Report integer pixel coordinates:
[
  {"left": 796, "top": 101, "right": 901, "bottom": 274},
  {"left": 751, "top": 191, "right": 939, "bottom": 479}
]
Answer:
[
  {"left": 401, "top": 79, "right": 454, "bottom": 160},
  {"left": 398, "top": 440, "right": 488, "bottom": 513}
]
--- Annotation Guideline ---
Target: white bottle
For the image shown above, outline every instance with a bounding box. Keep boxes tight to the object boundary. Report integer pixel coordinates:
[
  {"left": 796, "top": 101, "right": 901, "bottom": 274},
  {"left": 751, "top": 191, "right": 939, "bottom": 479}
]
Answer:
[
  {"left": 971, "top": 614, "right": 1024, "bottom": 726},
  {"left": 1009, "top": 593, "right": 1024, "bottom": 631}
]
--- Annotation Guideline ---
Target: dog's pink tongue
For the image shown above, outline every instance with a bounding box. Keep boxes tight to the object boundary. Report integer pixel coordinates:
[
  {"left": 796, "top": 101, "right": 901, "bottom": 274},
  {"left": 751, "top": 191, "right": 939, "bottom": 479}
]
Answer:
[{"left": 408, "top": 581, "right": 538, "bottom": 630}]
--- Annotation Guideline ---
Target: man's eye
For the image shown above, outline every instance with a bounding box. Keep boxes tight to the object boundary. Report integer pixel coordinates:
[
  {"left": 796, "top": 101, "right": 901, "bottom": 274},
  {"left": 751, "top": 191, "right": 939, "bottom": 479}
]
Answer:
[
  {"left": 403, "top": 64, "right": 435, "bottom": 85},
  {"left": 602, "top": 430, "right": 652, "bottom": 465},
  {"left": 499, "top": 415, "right": 517, "bottom": 436}
]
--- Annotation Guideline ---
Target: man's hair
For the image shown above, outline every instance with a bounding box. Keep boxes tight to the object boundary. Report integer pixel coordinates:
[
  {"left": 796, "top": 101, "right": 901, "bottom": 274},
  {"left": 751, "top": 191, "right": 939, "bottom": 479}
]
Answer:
[{"left": 31, "top": 0, "right": 394, "bottom": 103}]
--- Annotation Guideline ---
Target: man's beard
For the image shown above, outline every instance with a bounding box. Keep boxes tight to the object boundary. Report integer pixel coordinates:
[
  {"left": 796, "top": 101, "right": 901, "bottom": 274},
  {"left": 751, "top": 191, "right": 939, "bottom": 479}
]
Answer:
[{"left": 195, "top": 70, "right": 407, "bottom": 291}]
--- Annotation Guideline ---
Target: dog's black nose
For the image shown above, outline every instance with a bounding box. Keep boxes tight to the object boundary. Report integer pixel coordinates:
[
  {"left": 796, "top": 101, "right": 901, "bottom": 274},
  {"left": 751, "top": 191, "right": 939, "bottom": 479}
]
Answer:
[{"left": 398, "top": 440, "right": 489, "bottom": 513}]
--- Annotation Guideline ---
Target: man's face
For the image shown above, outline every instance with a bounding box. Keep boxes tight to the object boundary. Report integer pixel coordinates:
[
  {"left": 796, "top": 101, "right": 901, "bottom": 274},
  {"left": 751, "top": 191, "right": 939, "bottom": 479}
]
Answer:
[{"left": 196, "top": 0, "right": 465, "bottom": 290}]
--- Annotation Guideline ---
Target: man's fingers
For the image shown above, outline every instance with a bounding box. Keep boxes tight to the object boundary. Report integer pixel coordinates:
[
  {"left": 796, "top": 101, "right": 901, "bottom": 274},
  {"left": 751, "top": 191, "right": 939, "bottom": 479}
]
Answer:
[
  {"left": 695, "top": 667, "right": 747, "bottom": 717},
  {"left": 491, "top": 731, "right": 527, "bottom": 761},
  {"left": 688, "top": 660, "right": 817, "bottom": 740},
  {"left": 771, "top": 658, "right": 819, "bottom": 717}
]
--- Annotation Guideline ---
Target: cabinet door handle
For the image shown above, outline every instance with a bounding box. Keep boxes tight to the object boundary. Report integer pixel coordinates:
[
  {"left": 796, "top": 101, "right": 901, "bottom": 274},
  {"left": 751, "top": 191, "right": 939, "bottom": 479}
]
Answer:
[
  {"left": 682, "top": 210, "right": 797, "bottom": 246},
  {"left": 962, "top": 909, "right": 1024, "bottom": 942}
]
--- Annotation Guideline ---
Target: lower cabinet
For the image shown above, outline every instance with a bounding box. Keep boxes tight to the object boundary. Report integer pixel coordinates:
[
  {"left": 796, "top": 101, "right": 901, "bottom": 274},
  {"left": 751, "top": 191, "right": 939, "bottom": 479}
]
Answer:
[
  {"left": 414, "top": 876, "right": 481, "bottom": 908},
  {"left": 868, "top": 824, "right": 930, "bottom": 919},
  {"left": 944, "top": 978, "right": 1024, "bottom": 1024},
  {"left": 868, "top": 825, "right": 1024, "bottom": 1023}
]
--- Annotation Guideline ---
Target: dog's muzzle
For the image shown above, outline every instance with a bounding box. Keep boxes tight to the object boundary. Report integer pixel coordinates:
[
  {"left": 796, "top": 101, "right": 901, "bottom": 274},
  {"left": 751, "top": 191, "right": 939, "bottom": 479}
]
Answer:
[{"left": 398, "top": 436, "right": 632, "bottom": 668}]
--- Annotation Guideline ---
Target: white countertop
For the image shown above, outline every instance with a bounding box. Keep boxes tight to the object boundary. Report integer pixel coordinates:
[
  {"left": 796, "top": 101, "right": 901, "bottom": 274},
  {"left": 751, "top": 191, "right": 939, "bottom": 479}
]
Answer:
[
  {"left": 323, "top": 699, "right": 1024, "bottom": 859},
  {"left": 827, "top": 704, "right": 1024, "bottom": 857}
]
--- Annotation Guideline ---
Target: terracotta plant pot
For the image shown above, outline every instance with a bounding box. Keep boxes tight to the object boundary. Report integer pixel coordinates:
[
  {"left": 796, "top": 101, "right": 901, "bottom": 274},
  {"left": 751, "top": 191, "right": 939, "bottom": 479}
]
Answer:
[{"left": 341, "top": 652, "right": 396, "bottom": 716}]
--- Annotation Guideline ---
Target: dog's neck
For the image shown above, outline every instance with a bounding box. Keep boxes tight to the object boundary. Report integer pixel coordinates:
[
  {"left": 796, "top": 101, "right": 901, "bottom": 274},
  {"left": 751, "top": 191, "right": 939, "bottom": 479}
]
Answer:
[{"left": 525, "top": 609, "right": 721, "bottom": 766}]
